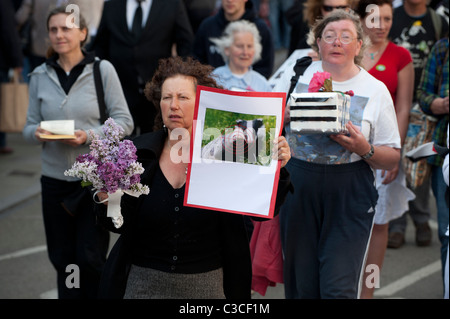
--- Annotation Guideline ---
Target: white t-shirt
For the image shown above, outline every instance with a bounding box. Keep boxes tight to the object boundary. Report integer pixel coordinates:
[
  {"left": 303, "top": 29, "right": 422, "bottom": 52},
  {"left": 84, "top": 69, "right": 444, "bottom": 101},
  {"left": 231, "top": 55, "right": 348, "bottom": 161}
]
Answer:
[{"left": 285, "top": 61, "right": 401, "bottom": 164}]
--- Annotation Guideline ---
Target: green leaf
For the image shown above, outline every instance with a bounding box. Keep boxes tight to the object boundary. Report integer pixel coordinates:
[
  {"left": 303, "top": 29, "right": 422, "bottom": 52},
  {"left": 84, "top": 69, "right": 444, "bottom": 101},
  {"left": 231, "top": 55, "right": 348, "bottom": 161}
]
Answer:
[
  {"left": 81, "top": 181, "right": 93, "bottom": 187},
  {"left": 323, "top": 78, "right": 333, "bottom": 92}
]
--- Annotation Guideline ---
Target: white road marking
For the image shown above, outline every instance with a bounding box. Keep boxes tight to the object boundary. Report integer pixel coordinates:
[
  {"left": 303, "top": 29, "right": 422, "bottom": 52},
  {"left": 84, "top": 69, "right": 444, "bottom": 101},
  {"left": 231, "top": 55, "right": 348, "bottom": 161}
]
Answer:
[
  {"left": 0, "top": 245, "right": 47, "bottom": 262},
  {"left": 374, "top": 260, "right": 441, "bottom": 297},
  {"left": 40, "top": 289, "right": 57, "bottom": 299}
]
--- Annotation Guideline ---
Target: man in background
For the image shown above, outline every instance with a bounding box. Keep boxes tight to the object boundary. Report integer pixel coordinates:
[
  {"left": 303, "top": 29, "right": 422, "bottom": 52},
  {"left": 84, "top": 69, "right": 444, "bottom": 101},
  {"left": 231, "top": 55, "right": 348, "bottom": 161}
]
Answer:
[{"left": 90, "top": 0, "right": 194, "bottom": 135}]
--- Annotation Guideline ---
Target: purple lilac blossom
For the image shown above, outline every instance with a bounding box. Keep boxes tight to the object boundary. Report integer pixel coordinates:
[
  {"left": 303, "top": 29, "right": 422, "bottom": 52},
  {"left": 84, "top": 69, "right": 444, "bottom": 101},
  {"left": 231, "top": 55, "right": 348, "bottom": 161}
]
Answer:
[{"left": 64, "top": 118, "right": 149, "bottom": 195}]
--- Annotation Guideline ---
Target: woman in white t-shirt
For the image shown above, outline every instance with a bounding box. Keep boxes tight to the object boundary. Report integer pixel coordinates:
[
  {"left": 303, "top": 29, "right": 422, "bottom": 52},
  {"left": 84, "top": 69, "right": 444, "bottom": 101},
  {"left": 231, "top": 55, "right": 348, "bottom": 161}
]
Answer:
[{"left": 279, "top": 10, "right": 401, "bottom": 299}]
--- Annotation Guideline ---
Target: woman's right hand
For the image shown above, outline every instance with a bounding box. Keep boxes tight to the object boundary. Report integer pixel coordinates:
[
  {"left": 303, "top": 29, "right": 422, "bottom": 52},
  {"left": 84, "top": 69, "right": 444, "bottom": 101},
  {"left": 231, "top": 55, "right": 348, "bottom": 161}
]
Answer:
[
  {"left": 284, "top": 105, "right": 290, "bottom": 124},
  {"left": 96, "top": 192, "right": 109, "bottom": 205},
  {"left": 35, "top": 126, "right": 54, "bottom": 142}
]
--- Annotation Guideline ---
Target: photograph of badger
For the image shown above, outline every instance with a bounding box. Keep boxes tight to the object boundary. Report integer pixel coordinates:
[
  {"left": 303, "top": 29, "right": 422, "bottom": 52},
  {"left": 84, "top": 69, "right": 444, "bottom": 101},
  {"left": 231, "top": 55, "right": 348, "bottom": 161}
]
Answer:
[{"left": 201, "top": 109, "right": 276, "bottom": 166}]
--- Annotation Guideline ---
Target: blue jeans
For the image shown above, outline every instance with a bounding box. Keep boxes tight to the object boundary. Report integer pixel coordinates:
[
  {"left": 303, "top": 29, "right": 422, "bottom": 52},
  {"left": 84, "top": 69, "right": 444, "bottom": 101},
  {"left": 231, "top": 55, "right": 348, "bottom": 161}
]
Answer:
[
  {"left": 431, "top": 165, "right": 449, "bottom": 279},
  {"left": 269, "top": 0, "right": 294, "bottom": 49}
]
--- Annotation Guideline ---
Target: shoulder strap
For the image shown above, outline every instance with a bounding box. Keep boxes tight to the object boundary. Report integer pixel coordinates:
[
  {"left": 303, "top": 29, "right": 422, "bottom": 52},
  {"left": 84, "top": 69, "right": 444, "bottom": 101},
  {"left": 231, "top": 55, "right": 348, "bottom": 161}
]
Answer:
[
  {"left": 283, "top": 56, "right": 312, "bottom": 136},
  {"left": 287, "top": 56, "right": 313, "bottom": 101},
  {"left": 429, "top": 8, "right": 442, "bottom": 42},
  {"left": 93, "top": 60, "right": 108, "bottom": 124}
]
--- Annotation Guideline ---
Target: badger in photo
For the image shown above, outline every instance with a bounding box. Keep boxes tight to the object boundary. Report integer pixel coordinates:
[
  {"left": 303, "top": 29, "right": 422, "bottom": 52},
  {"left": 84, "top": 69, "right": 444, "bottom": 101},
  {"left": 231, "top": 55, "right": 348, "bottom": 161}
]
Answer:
[{"left": 201, "top": 119, "right": 266, "bottom": 164}]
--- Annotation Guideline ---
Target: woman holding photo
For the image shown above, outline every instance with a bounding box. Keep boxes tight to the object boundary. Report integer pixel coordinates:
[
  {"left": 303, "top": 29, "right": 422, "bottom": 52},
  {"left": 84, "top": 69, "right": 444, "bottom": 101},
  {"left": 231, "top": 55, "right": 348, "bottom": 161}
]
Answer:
[{"left": 96, "top": 56, "right": 292, "bottom": 299}]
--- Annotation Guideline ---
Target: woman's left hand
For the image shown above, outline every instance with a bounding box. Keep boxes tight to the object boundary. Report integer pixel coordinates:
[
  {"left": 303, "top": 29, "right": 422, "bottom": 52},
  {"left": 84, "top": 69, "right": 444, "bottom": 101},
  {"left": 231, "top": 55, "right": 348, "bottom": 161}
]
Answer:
[
  {"left": 381, "top": 161, "right": 400, "bottom": 185},
  {"left": 59, "top": 130, "right": 87, "bottom": 147},
  {"left": 330, "top": 121, "right": 370, "bottom": 156},
  {"left": 273, "top": 136, "right": 291, "bottom": 168}
]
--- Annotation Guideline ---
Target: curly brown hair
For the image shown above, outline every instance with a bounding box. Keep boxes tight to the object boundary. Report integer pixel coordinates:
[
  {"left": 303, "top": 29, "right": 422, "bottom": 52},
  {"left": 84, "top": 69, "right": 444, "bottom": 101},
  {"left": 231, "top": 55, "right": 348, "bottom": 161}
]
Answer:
[{"left": 144, "top": 56, "right": 223, "bottom": 131}]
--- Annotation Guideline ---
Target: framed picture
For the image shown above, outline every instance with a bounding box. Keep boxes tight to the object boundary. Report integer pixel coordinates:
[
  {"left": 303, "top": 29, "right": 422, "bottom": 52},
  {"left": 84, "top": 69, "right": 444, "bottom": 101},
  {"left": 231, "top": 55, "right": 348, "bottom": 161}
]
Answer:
[{"left": 184, "top": 86, "right": 286, "bottom": 218}]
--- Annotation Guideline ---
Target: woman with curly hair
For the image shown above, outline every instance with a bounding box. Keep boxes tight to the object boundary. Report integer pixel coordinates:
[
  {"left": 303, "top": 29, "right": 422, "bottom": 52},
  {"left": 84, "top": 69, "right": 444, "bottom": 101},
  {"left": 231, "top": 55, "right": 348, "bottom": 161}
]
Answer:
[{"left": 96, "top": 56, "right": 292, "bottom": 299}]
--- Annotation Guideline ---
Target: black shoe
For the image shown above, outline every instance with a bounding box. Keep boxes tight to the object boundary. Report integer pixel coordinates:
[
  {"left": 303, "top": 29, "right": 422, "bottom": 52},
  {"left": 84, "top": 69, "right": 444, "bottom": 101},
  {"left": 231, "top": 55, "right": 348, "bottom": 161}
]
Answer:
[
  {"left": 388, "top": 232, "right": 405, "bottom": 249},
  {"left": 416, "top": 222, "right": 432, "bottom": 247}
]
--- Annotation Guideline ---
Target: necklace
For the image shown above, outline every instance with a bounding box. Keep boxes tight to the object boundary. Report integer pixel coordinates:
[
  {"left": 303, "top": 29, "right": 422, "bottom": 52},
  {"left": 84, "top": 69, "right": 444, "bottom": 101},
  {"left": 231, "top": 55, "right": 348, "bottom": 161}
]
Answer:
[
  {"left": 366, "top": 50, "right": 379, "bottom": 60},
  {"left": 366, "top": 41, "right": 389, "bottom": 60}
]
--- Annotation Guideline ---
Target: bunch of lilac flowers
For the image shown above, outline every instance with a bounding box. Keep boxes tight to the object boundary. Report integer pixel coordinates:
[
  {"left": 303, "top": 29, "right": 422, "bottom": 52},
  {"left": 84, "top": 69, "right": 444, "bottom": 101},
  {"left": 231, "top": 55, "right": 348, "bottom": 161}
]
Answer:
[{"left": 64, "top": 118, "right": 150, "bottom": 196}]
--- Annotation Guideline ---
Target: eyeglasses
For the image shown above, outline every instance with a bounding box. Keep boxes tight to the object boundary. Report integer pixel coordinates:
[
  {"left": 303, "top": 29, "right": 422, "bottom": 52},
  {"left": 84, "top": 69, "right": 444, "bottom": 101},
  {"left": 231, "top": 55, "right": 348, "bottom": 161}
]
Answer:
[
  {"left": 322, "top": 5, "right": 349, "bottom": 12},
  {"left": 321, "top": 33, "right": 355, "bottom": 44}
]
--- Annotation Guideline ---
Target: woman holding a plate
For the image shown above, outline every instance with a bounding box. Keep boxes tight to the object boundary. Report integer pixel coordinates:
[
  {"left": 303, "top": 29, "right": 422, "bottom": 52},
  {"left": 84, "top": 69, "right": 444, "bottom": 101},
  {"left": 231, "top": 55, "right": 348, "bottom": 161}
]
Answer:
[{"left": 22, "top": 6, "right": 133, "bottom": 299}]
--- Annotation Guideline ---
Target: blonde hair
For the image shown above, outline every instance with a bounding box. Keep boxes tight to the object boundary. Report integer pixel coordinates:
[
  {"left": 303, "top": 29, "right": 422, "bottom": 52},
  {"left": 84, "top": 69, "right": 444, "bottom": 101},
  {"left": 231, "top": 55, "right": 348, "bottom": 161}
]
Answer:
[{"left": 209, "top": 20, "right": 262, "bottom": 65}]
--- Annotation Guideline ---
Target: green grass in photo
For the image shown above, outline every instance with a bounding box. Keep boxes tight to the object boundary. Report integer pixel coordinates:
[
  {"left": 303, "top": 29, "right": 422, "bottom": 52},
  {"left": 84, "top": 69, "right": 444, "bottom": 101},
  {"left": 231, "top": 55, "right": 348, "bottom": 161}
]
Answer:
[{"left": 202, "top": 108, "right": 277, "bottom": 166}]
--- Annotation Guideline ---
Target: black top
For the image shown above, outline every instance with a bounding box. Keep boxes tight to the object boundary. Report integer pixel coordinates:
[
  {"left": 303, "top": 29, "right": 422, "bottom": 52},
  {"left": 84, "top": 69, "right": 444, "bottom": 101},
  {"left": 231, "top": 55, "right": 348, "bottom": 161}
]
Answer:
[
  {"left": 46, "top": 51, "right": 96, "bottom": 94},
  {"left": 389, "top": 5, "right": 448, "bottom": 92},
  {"left": 96, "top": 129, "right": 293, "bottom": 299},
  {"left": 131, "top": 165, "right": 223, "bottom": 274}
]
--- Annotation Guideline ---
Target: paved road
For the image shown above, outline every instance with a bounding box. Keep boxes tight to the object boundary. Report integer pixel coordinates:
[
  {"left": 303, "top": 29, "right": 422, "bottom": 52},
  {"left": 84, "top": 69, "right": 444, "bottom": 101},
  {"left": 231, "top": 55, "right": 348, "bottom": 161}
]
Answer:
[{"left": 0, "top": 132, "right": 446, "bottom": 299}]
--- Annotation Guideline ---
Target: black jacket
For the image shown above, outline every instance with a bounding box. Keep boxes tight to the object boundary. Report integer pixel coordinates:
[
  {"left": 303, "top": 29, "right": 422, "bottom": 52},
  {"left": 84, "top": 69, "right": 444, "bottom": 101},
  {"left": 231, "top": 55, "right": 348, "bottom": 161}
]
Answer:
[
  {"left": 0, "top": 0, "right": 23, "bottom": 70},
  {"left": 97, "top": 129, "right": 292, "bottom": 299},
  {"left": 91, "top": 0, "right": 193, "bottom": 92}
]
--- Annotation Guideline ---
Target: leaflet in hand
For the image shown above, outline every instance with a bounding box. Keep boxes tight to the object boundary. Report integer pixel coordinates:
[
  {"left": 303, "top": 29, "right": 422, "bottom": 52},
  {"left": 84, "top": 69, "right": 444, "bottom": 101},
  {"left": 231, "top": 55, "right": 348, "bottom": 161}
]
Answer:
[
  {"left": 40, "top": 120, "right": 76, "bottom": 139},
  {"left": 405, "top": 142, "right": 448, "bottom": 162}
]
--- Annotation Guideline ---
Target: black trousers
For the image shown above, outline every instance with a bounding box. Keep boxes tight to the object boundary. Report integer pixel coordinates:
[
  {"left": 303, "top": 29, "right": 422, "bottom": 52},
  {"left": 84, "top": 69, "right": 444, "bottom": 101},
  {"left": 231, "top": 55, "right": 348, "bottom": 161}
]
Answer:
[
  {"left": 41, "top": 176, "right": 109, "bottom": 299},
  {"left": 280, "top": 159, "right": 378, "bottom": 299}
]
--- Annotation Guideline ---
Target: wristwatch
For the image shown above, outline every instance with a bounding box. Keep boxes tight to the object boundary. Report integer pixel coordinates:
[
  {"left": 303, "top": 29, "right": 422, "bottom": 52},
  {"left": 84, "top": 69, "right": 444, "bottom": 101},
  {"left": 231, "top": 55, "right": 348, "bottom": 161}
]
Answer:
[{"left": 361, "top": 144, "right": 374, "bottom": 160}]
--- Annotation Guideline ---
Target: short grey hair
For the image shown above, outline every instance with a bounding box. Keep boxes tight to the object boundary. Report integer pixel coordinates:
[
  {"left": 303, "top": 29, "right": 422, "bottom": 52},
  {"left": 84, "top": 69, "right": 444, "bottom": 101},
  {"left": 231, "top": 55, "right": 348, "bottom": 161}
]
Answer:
[
  {"left": 210, "top": 20, "right": 263, "bottom": 65},
  {"left": 307, "top": 9, "right": 370, "bottom": 66}
]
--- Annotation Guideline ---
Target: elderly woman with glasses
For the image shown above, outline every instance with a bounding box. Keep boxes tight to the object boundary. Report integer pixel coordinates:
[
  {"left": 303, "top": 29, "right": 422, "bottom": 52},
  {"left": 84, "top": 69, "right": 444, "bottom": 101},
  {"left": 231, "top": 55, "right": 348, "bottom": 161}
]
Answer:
[{"left": 279, "top": 9, "right": 401, "bottom": 299}]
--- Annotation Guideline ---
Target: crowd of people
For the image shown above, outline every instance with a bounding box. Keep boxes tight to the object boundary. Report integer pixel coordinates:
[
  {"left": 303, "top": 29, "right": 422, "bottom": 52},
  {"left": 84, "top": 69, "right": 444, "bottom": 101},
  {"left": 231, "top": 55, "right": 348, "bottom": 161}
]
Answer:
[{"left": 0, "top": 0, "right": 448, "bottom": 299}]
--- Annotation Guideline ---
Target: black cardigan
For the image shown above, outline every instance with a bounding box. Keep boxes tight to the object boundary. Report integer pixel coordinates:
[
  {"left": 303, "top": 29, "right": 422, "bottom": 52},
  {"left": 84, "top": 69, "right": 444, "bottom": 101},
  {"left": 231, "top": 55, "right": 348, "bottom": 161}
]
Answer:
[{"left": 97, "top": 129, "right": 292, "bottom": 299}]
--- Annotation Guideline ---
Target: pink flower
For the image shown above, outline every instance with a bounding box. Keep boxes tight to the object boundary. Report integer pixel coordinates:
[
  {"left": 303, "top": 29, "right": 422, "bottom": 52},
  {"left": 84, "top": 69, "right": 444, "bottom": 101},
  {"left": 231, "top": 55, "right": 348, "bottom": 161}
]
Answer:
[
  {"left": 345, "top": 90, "right": 354, "bottom": 96},
  {"left": 308, "top": 71, "right": 332, "bottom": 92}
]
